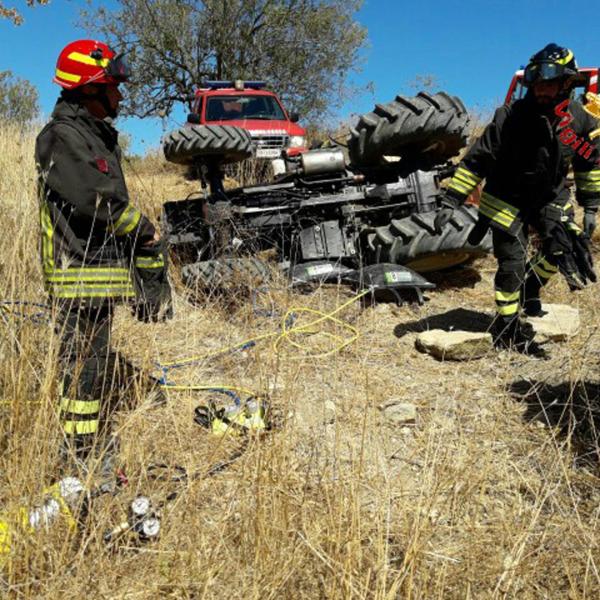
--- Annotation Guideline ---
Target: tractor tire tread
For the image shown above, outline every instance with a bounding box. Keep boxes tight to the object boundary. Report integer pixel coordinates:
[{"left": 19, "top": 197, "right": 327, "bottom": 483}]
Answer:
[{"left": 163, "top": 125, "right": 253, "bottom": 165}]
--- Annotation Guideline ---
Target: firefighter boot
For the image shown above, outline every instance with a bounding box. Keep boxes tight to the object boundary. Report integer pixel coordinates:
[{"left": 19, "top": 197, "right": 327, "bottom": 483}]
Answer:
[
  {"left": 523, "top": 254, "right": 559, "bottom": 316},
  {"left": 522, "top": 274, "right": 546, "bottom": 317},
  {"left": 492, "top": 316, "right": 547, "bottom": 358}
]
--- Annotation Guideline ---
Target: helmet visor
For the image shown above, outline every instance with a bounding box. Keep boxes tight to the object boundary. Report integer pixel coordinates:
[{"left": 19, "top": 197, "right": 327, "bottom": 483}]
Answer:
[
  {"left": 524, "top": 61, "right": 566, "bottom": 85},
  {"left": 106, "top": 53, "right": 131, "bottom": 82}
]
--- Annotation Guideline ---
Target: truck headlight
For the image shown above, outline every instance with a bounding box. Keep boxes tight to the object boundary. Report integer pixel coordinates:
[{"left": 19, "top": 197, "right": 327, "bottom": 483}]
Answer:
[{"left": 289, "top": 136, "right": 305, "bottom": 148}]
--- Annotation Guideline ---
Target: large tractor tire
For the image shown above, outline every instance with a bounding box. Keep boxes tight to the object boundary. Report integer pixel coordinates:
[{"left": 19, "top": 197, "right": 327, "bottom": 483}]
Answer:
[
  {"left": 163, "top": 125, "right": 253, "bottom": 165},
  {"left": 181, "top": 257, "right": 270, "bottom": 289},
  {"left": 349, "top": 91, "right": 469, "bottom": 167},
  {"left": 365, "top": 205, "right": 492, "bottom": 273}
]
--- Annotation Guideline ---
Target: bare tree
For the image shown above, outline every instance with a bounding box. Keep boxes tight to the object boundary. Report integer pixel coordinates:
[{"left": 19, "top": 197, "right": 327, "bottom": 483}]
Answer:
[
  {"left": 0, "top": 0, "right": 50, "bottom": 25},
  {"left": 81, "top": 0, "right": 367, "bottom": 122},
  {"left": 407, "top": 74, "right": 443, "bottom": 92}
]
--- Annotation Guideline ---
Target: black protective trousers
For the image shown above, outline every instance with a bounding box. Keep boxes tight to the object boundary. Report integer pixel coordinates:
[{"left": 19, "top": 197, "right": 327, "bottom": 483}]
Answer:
[
  {"left": 57, "top": 303, "right": 155, "bottom": 460},
  {"left": 492, "top": 224, "right": 559, "bottom": 326},
  {"left": 57, "top": 304, "right": 115, "bottom": 458}
]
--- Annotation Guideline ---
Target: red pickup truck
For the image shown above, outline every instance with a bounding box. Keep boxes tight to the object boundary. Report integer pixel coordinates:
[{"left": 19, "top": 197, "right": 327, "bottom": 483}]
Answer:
[{"left": 187, "top": 80, "right": 308, "bottom": 158}]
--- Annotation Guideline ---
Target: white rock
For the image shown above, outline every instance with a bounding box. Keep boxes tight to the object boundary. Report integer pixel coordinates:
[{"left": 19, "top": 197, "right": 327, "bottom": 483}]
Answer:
[
  {"left": 324, "top": 400, "right": 336, "bottom": 413},
  {"left": 323, "top": 400, "right": 337, "bottom": 423},
  {"left": 379, "top": 402, "right": 417, "bottom": 425},
  {"left": 415, "top": 329, "right": 493, "bottom": 361},
  {"left": 526, "top": 304, "right": 580, "bottom": 342}
]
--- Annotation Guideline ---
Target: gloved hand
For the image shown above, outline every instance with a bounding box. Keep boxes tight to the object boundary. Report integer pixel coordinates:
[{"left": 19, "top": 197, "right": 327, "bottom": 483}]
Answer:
[
  {"left": 433, "top": 195, "right": 460, "bottom": 235},
  {"left": 583, "top": 208, "right": 597, "bottom": 238},
  {"left": 572, "top": 230, "right": 597, "bottom": 285},
  {"left": 556, "top": 252, "right": 588, "bottom": 291},
  {"left": 132, "top": 241, "right": 173, "bottom": 322},
  {"left": 549, "top": 221, "right": 596, "bottom": 291}
]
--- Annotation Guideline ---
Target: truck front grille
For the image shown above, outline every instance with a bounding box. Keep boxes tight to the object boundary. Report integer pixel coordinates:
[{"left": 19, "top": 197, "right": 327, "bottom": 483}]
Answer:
[{"left": 251, "top": 132, "right": 289, "bottom": 149}]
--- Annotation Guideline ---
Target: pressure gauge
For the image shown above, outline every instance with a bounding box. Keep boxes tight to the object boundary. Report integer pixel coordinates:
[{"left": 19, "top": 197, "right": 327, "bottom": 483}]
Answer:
[
  {"left": 130, "top": 496, "right": 151, "bottom": 519},
  {"left": 141, "top": 517, "right": 161, "bottom": 539}
]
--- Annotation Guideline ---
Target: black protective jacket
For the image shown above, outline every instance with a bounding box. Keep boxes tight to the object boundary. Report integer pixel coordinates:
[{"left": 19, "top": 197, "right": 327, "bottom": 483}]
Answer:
[
  {"left": 35, "top": 96, "right": 158, "bottom": 306},
  {"left": 446, "top": 93, "right": 600, "bottom": 236}
]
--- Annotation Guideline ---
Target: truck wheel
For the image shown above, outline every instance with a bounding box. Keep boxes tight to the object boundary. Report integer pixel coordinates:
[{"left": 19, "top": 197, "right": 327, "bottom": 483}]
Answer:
[
  {"left": 365, "top": 205, "right": 492, "bottom": 273},
  {"left": 163, "top": 125, "right": 253, "bottom": 165},
  {"left": 181, "top": 257, "right": 270, "bottom": 289},
  {"left": 349, "top": 92, "right": 469, "bottom": 167}
]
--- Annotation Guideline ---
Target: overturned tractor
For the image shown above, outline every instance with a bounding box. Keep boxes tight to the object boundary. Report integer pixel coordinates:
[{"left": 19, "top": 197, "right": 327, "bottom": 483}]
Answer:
[{"left": 161, "top": 91, "right": 491, "bottom": 303}]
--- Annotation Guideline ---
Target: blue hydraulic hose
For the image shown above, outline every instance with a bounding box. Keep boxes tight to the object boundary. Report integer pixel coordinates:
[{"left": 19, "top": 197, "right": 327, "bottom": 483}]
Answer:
[{"left": 0, "top": 301, "right": 50, "bottom": 325}]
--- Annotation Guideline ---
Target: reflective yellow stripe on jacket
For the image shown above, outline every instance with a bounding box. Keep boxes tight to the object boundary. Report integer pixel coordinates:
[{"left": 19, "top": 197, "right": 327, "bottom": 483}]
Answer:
[
  {"left": 47, "top": 283, "right": 134, "bottom": 299},
  {"left": 40, "top": 201, "right": 135, "bottom": 300},
  {"left": 532, "top": 257, "right": 559, "bottom": 280},
  {"left": 134, "top": 254, "right": 165, "bottom": 269},
  {"left": 479, "top": 192, "right": 519, "bottom": 231},
  {"left": 110, "top": 204, "right": 141, "bottom": 237},
  {"left": 40, "top": 202, "right": 55, "bottom": 271},
  {"left": 447, "top": 166, "right": 482, "bottom": 197},
  {"left": 574, "top": 170, "right": 600, "bottom": 193},
  {"left": 45, "top": 268, "right": 132, "bottom": 283}
]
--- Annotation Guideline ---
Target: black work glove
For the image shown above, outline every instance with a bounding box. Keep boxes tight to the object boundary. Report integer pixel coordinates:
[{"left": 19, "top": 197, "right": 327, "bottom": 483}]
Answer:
[
  {"left": 433, "top": 195, "right": 460, "bottom": 235},
  {"left": 572, "top": 230, "right": 597, "bottom": 285},
  {"left": 132, "top": 241, "right": 173, "bottom": 322},
  {"left": 556, "top": 252, "right": 588, "bottom": 291},
  {"left": 583, "top": 208, "right": 597, "bottom": 238},
  {"left": 549, "top": 222, "right": 596, "bottom": 291}
]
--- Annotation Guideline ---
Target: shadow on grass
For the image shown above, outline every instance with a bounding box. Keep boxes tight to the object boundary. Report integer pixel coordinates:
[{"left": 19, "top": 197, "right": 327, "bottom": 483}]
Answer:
[
  {"left": 104, "top": 352, "right": 166, "bottom": 413},
  {"left": 509, "top": 379, "right": 600, "bottom": 464},
  {"left": 393, "top": 308, "right": 494, "bottom": 339},
  {"left": 423, "top": 265, "right": 483, "bottom": 290}
]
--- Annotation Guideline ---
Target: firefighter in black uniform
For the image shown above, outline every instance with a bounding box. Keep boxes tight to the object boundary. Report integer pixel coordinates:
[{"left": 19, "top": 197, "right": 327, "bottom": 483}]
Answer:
[
  {"left": 435, "top": 44, "right": 600, "bottom": 354},
  {"left": 36, "top": 40, "right": 171, "bottom": 470}
]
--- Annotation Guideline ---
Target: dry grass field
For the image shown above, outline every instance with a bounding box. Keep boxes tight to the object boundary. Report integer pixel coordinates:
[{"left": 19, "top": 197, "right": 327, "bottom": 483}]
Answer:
[{"left": 0, "top": 120, "right": 599, "bottom": 599}]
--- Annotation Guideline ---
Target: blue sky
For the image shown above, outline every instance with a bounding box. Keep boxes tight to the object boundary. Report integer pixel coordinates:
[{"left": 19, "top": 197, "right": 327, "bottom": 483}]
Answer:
[{"left": 1, "top": 0, "right": 598, "bottom": 153}]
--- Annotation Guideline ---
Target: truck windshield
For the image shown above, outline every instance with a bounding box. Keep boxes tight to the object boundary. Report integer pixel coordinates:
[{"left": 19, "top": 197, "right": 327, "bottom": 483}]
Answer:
[
  {"left": 206, "top": 95, "right": 286, "bottom": 121},
  {"left": 507, "top": 75, "right": 592, "bottom": 105},
  {"left": 509, "top": 79, "right": 527, "bottom": 104}
]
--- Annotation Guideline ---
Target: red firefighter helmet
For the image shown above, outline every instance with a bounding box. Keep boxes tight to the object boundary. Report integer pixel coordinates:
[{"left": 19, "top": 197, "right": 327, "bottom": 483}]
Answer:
[{"left": 53, "top": 39, "right": 131, "bottom": 90}]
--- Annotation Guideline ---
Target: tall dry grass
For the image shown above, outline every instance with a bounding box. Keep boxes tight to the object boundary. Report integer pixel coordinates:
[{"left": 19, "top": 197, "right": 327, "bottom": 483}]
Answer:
[{"left": 0, "top": 119, "right": 599, "bottom": 599}]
